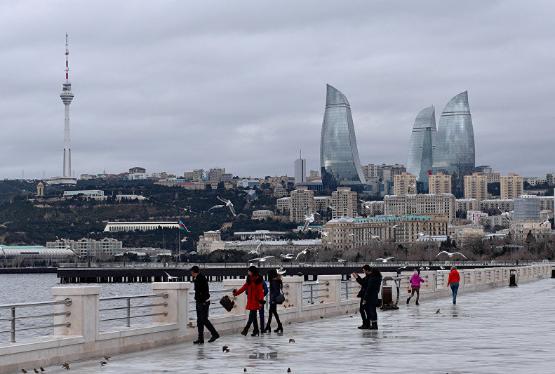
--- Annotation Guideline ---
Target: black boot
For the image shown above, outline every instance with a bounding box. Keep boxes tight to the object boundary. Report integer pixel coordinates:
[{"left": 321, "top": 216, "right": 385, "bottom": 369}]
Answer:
[
  {"left": 241, "top": 327, "right": 248, "bottom": 336},
  {"left": 370, "top": 321, "right": 378, "bottom": 330},
  {"left": 193, "top": 338, "right": 204, "bottom": 344},
  {"left": 251, "top": 329, "right": 260, "bottom": 337},
  {"left": 263, "top": 323, "right": 272, "bottom": 333},
  {"left": 406, "top": 297, "right": 411, "bottom": 305},
  {"left": 274, "top": 323, "right": 283, "bottom": 333},
  {"left": 358, "top": 321, "right": 370, "bottom": 329}
]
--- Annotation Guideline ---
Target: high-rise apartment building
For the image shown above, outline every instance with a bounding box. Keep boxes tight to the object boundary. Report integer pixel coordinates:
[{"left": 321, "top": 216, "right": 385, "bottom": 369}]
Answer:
[
  {"left": 294, "top": 151, "right": 307, "bottom": 185},
  {"left": 289, "top": 187, "right": 315, "bottom": 222},
  {"left": 393, "top": 173, "right": 417, "bottom": 196},
  {"left": 331, "top": 187, "right": 358, "bottom": 218},
  {"left": 464, "top": 173, "right": 488, "bottom": 201},
  {"left": 428, "top": 173, "right": 452, "bottom": 195},
  {"left": 320, "top": 84, "right": 366, "bottom": 189},
  {"left": 500, "top": 173, "right": 524, "bottom": 199}
]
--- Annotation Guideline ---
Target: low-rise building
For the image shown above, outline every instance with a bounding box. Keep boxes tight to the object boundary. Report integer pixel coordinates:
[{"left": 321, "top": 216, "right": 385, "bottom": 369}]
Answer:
[
  {"left": 251, "top": 210, "right": 274, "bottom": 220},
  {"left": 384, "top": 193, "right": 456, "bottom": 222},
  {"left": 480, "top": 199, "right": 514, "bottom": 213},
  {"left": 115, "top": 194, "right": 147, "bottom": 201},
  {"left": 510, "top": 220, "right": 552, "bottom": 242},
  {"left": 276, "top": 197, "right": 291, "bottom": 214},
  {"left": 322, "top": 215, "right": 448, "bottom": 249},
  {"left": 46, "top": 238, "right": 123, "bottom": 258},
  {"left": 63, "top": 190, "right": 106, "bottom": 200},
  {"left": 362, "top": 201, "right": 384, "bottom": 217},
  {"left": 197, "top": 231, "right": 226, "bottom": 254},
  {"left": 456, "top": 198, "right": 479, "bottom": 214},
  {"left": 104, "top": 221, "right": 179, "bottom": 232},
  {"left": 233, "top": 230, "right": 288, "bottom": 241}
]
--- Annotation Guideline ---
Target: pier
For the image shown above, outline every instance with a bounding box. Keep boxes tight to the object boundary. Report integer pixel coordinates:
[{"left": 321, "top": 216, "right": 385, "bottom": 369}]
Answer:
[{"left": 0, "top": 263, "right": 552, "bottom": 373}]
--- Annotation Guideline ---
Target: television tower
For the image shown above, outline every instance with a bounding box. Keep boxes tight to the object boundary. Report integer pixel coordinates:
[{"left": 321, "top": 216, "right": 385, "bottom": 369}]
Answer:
[{"left": 60, "top": 33, "right": 74, "bottom": 178}]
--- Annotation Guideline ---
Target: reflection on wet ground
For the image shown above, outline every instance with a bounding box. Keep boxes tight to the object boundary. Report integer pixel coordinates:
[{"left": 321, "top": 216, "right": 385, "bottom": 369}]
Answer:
[{"left": 43, "top": 279, "right": 555, "bottom": 373}]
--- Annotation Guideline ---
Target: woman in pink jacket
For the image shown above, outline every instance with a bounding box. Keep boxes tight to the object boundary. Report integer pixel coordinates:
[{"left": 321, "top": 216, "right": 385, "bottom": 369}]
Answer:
[{"left": 406, "top": 269, "right": 426, "bottom": 305}]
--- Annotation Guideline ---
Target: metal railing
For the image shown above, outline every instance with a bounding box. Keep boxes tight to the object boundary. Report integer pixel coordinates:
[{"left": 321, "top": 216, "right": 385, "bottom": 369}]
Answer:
[
  {"left": 99, "top": 293, "right": 168, "bottom": 328},
  {"left": 340, "top": 281, "right": 361, "bottom": 301},
  {"left": 0, "top": 298, "right": 72, "bottom": 343},
  {"left": 302, "top": 281, "right": 329, "bottom": 304}
]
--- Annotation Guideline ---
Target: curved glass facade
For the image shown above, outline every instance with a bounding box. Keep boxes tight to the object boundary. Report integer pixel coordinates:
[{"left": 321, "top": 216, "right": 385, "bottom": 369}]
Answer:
[
  {"left": 433, "top": 91, "right": 475, "bottom": 196},
  {"left": 320, "top": 84, "right": 366, "bottom": 189},
  {"left": 407, "top": 105, "right": 436, "bottom": 188}
]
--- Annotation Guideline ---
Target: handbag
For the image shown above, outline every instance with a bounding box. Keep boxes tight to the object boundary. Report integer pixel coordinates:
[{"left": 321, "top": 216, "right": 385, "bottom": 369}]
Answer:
[
  {"left": 219, "top": 295, "right": 235, "bottom": 312},
  {"left": 274, "top": 292, "right": 285, "bottom": 305}
]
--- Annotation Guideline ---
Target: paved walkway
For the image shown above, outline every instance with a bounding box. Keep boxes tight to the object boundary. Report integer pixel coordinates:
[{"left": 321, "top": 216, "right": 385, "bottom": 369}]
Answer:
[{"left": 44, "top": 279, "right": 555, "bottom": 374}]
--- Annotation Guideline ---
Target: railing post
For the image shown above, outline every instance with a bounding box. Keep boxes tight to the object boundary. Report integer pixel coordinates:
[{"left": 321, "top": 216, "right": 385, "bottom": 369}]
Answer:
[
  {"left": 51, "top": 286, "right": 100, "bottom": 342},
  {"left": 151, "top": 282, "right": 191, "bottom": 337},
  {"left": 126, "top": 297, "right": 131, "bottom": 328},
  {"left": 281, "top": 276, "right": 304, "bottom": 318},
  {"left": 10, "top": 307, "right": 15, "bottom": 343},
  {"left": 318, "top": 275, "right": 341, "bottom": 305}
]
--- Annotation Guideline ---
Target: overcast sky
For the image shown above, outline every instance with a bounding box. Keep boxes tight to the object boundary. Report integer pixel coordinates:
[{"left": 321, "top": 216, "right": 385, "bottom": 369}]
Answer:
[{"left": 0, "top": 0, "right": 554, "bottom": 179}]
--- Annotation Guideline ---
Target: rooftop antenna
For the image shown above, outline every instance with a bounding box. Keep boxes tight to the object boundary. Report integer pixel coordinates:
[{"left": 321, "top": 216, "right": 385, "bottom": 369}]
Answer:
[{"left": 65, "top": 33, "right": 69, "bottom": 82}]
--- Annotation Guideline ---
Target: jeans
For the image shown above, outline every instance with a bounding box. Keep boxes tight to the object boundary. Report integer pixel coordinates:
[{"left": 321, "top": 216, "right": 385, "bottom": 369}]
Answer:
[
  {"left": 196, "top": 302, "right": 218, "bottom": 340},
  {"left": 244, "top": 310, "right": 259, "bottom": 333},
  {"left": 364, "top": 303, "right": 377, "bottom": 322},
  {"left": 359, "top": 299, "right": 368, "bottom": 325},
  {"left": 450, "top": 282, "right": 459, "bottom": 305},
  {"left": 259, "top": 305, "right": 265, "bottom": 329},
  {"left": 266, "top": 303, "right": 281, "bottom": 328}
]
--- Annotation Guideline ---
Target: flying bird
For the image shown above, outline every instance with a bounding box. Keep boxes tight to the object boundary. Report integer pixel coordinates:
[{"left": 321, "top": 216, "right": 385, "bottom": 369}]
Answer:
[
  {"left": 302, "top": 213, "right": 319, "bottom": 231},
  {"left": 280, "top": 253, "right": 295, "bottom": 261},
  {"left": 248, "top": 243, "right": 262, "bottom": 255},
  {"left": 250, "top": 256, "right": 274, "bottom": 263},
  {"left": 164, "top": 271, "right": 179, "bottom": 281},
  {"left": 217, "top": 196, "right": 237, "bottom": 217},
  {"left": 375, "top": 257, "right": 395, "bottom": 263},
  {"left": 436, "top": 251, "right": 467, "bottom": 259},
  {"left": 296, "top": 248, "right": 309, "bottom": 260}
]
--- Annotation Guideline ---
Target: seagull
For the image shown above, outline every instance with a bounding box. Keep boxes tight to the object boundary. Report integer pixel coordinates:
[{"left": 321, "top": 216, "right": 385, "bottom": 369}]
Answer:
[
  {"left": 287, "top": 369, "right": 292, "bottom": 373},
  {"left": 370, "top": 235, "right": 381, "bottom": 241},
  {"left": 375, "top": 257, "right": 395, "bottom": 263},
  {"left": 21, "top": 370, "right": 27, "bottom": 374},
  {"left": 276, "top": 267, "right": 287, "bottom": 275},
  {"left": 321, "top": 231, "right": 329, "bottom": 237},
  {"left": 436, "top": 309, "right": 441, "bottom": 314},
  {"left": 62, "top": 362, "right": 70, "bottom": 370},
  {"left": 436, "top": 251, "right": 467, "bottom": 259},
  {"left": 288, "top": 338, "right": 295, "bottom": 343},
  {"left": 181, "top": 237, "right": 188, "bottom": 242},
  {"left": 302, "top": 213, "right": 319, "bottom": 231},
  {"left": 40, "top": 368, "right": 45, "bottom": 372},
  {"left": 217, "top": 196, "right": 236, "bottom": 217},
  {"left": 248, "top": 243, "right": 262, "bottom": 256},
  {"left": 296, "top": 248, "right": 309, "bottom": 260},
  {"left": 208, "top": 204, "right": 225, "bottom": 212},
  {"left": 250, "top": 256, "right": 274, "bottom": 263},
  {"left": 280, "top": 253, "right": 294, "bottom": 261},
  {"left": 164, "top": 271, "right": 179, "bottom": 281},
  {"left": 222, "top": 345, "right": 230, "bottom": 353},
  {"left": 100, "top": 361, "right": 108, "bottom": 367},
  {"left": 334, "top": 258, "right": 347, "bottom": 263}
]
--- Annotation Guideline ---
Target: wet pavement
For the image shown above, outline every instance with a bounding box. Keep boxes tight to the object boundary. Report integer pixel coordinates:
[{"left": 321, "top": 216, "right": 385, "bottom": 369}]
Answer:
[{"left": 43, "top": 279, "right": 555, "bottom": 374}]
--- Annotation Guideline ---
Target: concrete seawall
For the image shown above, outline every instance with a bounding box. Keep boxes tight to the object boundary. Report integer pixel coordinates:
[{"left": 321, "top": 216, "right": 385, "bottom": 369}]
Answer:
[{"left": 0, "top": 264, "right": 551, "bottom": 374}]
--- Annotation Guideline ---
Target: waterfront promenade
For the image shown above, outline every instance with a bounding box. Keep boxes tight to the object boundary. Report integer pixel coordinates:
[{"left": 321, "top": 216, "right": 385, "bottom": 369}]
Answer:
[
  {"left": 42, "top": 278, "right": 555, "bottom": 373},
  {"left": 0, "top": 264, "right": 552, "bottom": 373}
]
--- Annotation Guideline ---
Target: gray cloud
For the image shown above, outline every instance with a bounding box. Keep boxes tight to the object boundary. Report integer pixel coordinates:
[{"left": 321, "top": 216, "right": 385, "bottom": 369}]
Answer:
[{"left": 1, "top": 0, "right": 554, "bottom": 179}]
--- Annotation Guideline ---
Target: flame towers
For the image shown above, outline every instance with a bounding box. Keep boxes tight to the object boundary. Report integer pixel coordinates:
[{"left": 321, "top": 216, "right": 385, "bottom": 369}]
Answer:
[
  {"left": 60, "top": 33, "right": 74, "bottom": 179},
  {"left": 407, "top": 105, "right": 436, "bottom": 190},
  {"left": 320, "top": 84, "right": 366, "bottom": 190},
  {"left": 433, "top": 91, "right": 475, "bottom": 196}
]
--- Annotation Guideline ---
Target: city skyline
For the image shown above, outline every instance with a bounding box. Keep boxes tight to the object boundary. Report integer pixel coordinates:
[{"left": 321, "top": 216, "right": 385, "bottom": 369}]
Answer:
[{"left": 1, "top": 1, "right": 554, "bottom": 179}]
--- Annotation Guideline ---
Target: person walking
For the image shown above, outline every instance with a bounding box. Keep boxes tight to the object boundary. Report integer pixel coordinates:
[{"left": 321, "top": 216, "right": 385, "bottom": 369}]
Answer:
[
  {"left": 352, "top": 264, "right": 371, "bottom": 329},
  {"left": 190, "top": 266, "right": 219, "bottom": 344},
  {"left": 259, "top": 279, "right": 269, "bottom": 333},
  {"left": 447, "top": 266, "right": 460, "bottom": 305},
  {"left": 263, "top": 269, "right": 284, "bottom": 333},
  {"left": 233, "top": 265, "right": 265, "bottom": 336},
  {"left": 362, "top": 268, "right": 382, "bottom": 330},
  {"left": 406, "top": 269, "right": 426, "bottom": 305}
]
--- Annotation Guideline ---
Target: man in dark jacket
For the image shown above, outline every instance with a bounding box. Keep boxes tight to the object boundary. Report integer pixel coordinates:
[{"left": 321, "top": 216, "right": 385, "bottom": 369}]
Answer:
[
  {"left": 191, "top": 266, "right": 219, "bottom": 344},
  {"left": 363, "top": 268, "right": 383, "bottom": 330},
  {"left": 352, "top": 264, "right": 371, "bottom": 329}
]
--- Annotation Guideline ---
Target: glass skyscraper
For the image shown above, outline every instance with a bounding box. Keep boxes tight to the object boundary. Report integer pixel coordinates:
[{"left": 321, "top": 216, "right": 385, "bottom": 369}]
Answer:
[
  {"left": 433, "top": 91, "right": 475, "bottom": 196},
  {"left": 320, "top": 84, "right": 366, "bottom": 189},
  {"left": 407, "top": 105, "right": 436, "bottom": 190}
]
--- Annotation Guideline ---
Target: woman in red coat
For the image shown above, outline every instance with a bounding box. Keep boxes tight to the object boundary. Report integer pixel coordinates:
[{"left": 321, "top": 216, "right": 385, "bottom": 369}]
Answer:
[
  {"left": 447, "top": 266, "right": 461, "bottom": 305},
  {"left": 233, "top": 266, "right": 265, "bottom": 336}
]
